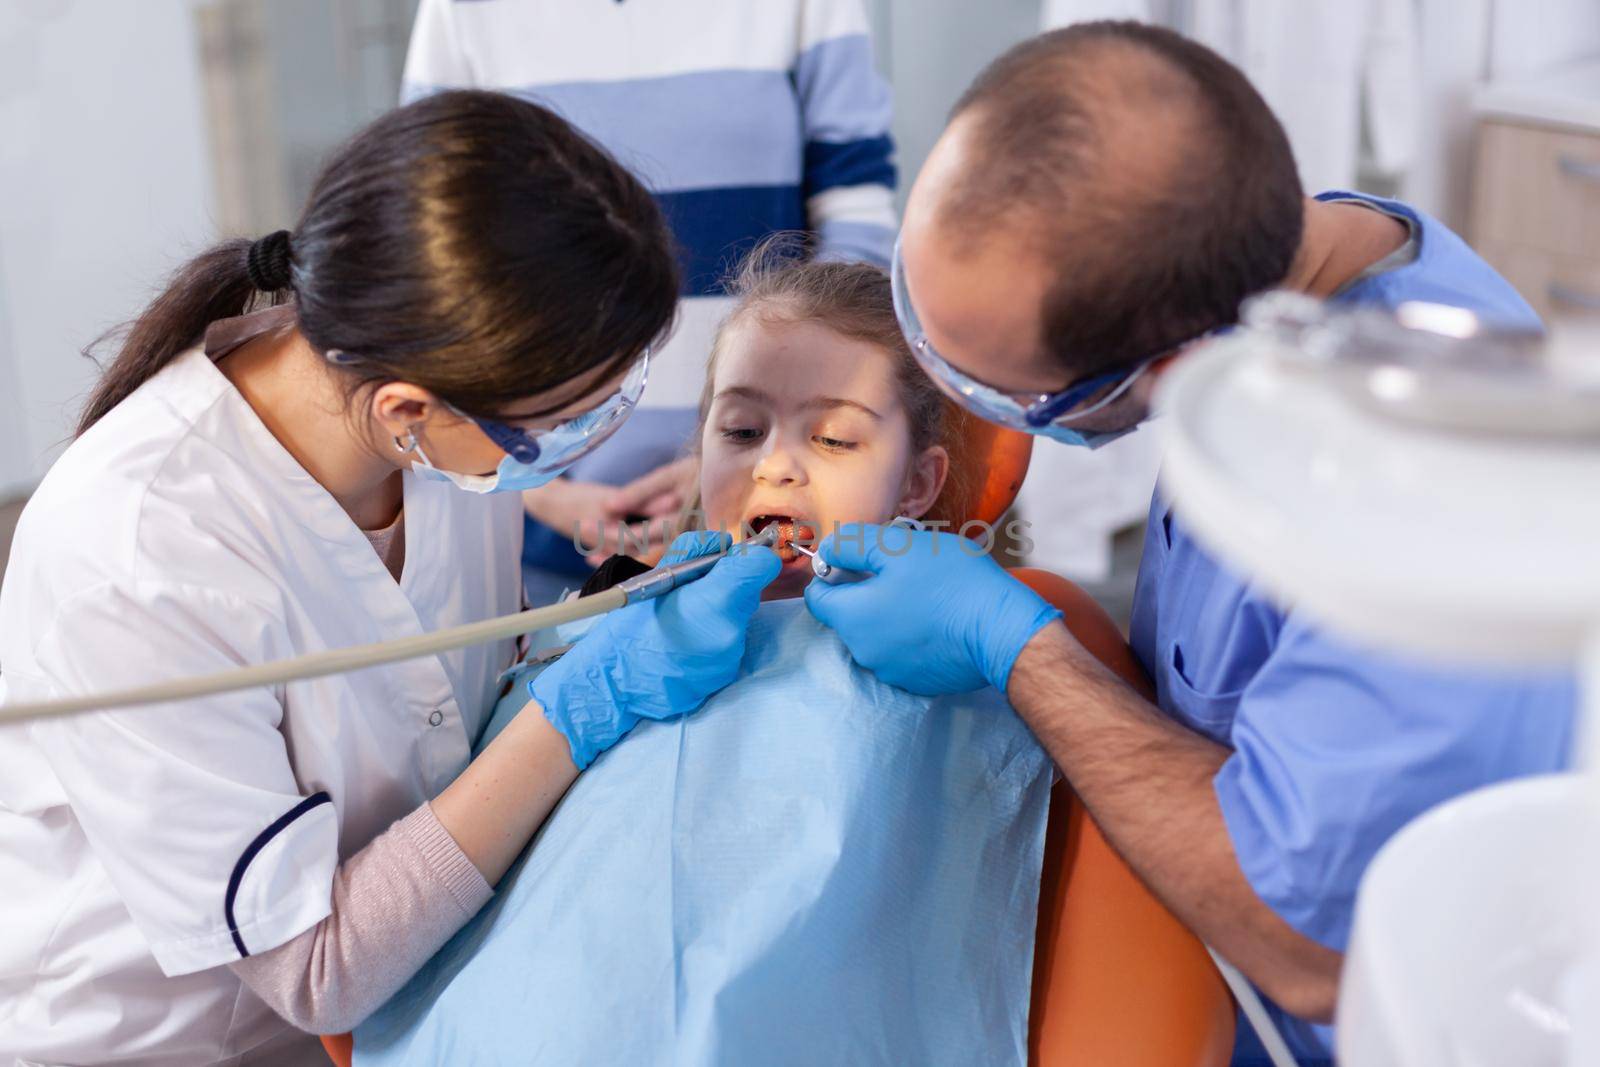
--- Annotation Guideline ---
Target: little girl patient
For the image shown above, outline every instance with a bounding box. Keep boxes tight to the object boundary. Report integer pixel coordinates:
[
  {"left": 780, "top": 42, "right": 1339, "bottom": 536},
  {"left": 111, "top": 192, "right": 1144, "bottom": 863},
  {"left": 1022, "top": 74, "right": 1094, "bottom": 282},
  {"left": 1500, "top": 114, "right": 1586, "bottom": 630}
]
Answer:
[
  {"left": 693, "top": 248, "right": 959, "bottom": 599},
  {"left": 352, "top": 250, "right": 1055, "bottom": 1065}
]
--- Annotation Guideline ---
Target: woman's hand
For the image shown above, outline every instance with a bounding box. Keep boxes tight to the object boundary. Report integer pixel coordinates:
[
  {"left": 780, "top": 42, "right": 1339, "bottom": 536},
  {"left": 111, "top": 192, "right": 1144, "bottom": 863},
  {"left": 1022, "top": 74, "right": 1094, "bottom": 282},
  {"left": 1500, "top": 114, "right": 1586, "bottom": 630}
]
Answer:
[
  {"left": 522, "top": 457, "right": 699, "bottom": 566},
  {"left": 521, "top": 479, "right": 624, "bottom": 558},
  {"left": 582, "top": 456, "right": 700, "bottom": 565},
  {"left": 610, "top": 455, "right": 696, "bottom": 519},
  {"left": 530, "top": 531, "right": 780, "bottom": 768}
]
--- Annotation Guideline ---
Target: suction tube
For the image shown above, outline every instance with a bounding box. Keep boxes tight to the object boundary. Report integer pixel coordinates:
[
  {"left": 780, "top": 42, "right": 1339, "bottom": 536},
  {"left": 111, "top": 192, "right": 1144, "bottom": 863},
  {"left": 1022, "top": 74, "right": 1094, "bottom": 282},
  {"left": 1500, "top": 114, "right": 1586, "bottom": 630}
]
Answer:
[{"left": 0, "top": 528, "right": 780, "bottom": 727}]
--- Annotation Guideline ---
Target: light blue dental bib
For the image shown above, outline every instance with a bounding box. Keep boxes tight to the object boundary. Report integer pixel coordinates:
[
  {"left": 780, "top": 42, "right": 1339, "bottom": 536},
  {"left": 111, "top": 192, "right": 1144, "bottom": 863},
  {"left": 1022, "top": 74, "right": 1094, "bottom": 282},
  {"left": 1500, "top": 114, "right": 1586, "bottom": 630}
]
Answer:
[{"left": 355, "top": 599, "right": 1052, "bottom": 1066}]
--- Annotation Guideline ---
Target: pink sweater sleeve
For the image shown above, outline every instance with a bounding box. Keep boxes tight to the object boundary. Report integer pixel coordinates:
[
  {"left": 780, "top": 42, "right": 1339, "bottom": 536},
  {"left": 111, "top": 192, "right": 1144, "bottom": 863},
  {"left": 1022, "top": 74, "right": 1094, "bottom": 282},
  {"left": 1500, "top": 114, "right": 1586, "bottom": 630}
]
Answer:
[{"left": 228, "top": 801, "right": 493, "bottom": 1035}]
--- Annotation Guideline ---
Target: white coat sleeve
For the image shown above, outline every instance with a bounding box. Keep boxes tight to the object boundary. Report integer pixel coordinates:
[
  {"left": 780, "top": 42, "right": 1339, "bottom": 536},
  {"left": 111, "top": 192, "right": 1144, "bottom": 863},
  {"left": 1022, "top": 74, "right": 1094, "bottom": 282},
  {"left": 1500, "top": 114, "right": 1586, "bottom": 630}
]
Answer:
[
  {"left": 400, "top": 0, "right": 477, "bottom": 103},
  {"left": 24, "top": 580, "right": 340, "bottom": 977}
]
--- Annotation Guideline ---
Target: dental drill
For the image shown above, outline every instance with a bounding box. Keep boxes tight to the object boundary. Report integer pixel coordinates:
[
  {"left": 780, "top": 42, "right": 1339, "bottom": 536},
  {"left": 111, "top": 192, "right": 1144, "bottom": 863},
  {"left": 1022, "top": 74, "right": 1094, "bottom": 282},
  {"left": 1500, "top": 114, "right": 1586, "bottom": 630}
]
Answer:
[{"left": 0, "top": 527, "right": 784, "bottom": 726}]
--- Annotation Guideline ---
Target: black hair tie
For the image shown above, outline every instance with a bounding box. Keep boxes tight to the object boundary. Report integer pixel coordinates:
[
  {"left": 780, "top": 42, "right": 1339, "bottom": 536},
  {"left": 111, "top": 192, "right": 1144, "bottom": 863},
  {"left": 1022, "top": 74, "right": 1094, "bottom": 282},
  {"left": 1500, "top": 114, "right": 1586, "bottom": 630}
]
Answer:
[{"left": 246, "top": 230, "right": 294, "bottom": 292}]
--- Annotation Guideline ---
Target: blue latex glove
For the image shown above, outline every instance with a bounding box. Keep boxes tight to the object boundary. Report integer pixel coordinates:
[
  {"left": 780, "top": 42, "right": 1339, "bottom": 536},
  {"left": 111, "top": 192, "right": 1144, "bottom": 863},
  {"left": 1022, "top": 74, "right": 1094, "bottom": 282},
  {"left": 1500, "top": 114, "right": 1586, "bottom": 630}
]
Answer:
[
  {"left": 804, "top": 523, "right": 1062, "bottom": 695},
  {"left": 532, "top": 530, "right": 781, "bottom": 769}
]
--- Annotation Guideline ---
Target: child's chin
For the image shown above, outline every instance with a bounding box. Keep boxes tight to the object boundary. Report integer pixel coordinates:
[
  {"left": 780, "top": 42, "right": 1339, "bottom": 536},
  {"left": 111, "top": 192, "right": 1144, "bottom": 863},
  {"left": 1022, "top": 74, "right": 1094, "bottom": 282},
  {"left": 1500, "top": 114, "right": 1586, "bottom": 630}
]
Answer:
[{"left": 761, "top": 559, "right": 815, "bottom": 601}]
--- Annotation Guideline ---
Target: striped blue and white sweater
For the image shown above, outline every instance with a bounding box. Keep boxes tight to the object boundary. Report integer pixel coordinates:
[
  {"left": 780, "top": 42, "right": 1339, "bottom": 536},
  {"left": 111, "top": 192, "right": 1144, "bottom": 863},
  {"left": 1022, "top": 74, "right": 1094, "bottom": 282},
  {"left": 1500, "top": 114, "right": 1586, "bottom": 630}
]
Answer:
[{"left": 402, "top": 0, "right": 898, "bottom": 413}]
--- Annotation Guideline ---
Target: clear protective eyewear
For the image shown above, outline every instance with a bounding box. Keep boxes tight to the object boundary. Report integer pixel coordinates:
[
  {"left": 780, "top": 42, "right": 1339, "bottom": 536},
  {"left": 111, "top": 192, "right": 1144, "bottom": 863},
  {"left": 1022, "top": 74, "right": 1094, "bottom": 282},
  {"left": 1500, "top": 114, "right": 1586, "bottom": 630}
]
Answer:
[
  {"left": 455, "top": 350, "right": 649, "bottom": 476},
  {"left": 889, "top": 240, "right": 1169, "bottom": 440}
]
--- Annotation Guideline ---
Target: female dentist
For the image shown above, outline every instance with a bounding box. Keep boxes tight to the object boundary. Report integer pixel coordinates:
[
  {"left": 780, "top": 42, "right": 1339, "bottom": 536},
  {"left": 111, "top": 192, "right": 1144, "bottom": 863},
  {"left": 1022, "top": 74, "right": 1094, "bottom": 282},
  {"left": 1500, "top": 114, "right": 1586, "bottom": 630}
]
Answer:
[{"left": 0, "top": 90, "right": 778, "bottom": 1066}]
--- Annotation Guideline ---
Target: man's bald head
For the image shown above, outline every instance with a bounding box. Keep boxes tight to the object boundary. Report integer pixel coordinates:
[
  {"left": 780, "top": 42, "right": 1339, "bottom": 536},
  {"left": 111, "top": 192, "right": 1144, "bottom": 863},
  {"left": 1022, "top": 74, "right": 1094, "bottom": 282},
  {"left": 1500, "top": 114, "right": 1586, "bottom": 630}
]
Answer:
[{"left": 909, "top": 22, "right": 1303, "bottom": 381}]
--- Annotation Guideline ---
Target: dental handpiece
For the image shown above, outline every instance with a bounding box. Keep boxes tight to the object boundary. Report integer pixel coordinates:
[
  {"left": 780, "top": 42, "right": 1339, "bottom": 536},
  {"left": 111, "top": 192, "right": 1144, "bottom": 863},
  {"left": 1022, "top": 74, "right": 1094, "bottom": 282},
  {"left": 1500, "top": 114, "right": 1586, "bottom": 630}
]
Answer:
[
  {"left": 788, "top": 541, "right": 871, "bottom": 585},
  {"left": 0, "top": 527, "right": 786, "bottom": 726},
  {"left": 612, "top": 525, "right": 782, "bottom": 604}
]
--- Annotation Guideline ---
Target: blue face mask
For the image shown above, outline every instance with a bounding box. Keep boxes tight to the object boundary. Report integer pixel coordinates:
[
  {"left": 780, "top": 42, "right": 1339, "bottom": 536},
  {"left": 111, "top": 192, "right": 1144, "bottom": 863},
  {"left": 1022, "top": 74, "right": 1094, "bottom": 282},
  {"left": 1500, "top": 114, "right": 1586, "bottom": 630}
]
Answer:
[
  {"left": 408, "top": 445, "right": 569, "bottom": 494},
  {"left": 1035, "top": 423, "right": 1140, "bottom": 450},
  {"left": 406, "top": 355, "right": 649, "bottom": 494}
]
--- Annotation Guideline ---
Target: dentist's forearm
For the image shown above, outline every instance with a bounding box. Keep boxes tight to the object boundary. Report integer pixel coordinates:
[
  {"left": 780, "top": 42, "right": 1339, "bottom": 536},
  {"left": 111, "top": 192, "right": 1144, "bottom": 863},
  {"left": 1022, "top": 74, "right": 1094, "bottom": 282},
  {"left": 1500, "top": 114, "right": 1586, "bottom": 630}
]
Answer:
[
  {"left": 430, "top": 701, "right": 579, "bottom": 886},
  {"left": 229, "top": 802, "right": 493, "bottom": 1034},
  {"left": 1006, "top": 621, "right": 1343, "bottom": 1021}
]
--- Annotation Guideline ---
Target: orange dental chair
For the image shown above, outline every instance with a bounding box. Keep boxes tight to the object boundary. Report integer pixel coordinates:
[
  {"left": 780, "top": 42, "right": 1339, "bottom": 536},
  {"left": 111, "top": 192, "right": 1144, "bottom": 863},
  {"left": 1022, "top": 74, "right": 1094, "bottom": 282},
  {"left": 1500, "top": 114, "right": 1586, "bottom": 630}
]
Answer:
[{"left": 322, "top": 410, "right": 1233, "bottom": 1067}]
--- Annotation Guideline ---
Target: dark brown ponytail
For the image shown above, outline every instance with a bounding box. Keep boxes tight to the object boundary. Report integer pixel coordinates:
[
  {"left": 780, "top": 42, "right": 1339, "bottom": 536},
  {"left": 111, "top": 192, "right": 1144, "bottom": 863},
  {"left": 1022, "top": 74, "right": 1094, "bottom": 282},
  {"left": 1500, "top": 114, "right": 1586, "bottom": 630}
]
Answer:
[
  {"left": 76, "top": 240, "right": 265, "bottom": 435},
  {"left": 77, "top": 89, "right": 679, "bottom": 436}
]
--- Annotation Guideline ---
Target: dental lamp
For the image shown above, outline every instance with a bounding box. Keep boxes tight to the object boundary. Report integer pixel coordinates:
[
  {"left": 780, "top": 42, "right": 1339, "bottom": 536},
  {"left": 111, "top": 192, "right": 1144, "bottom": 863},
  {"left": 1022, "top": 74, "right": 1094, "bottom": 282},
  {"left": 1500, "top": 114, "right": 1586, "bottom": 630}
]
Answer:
[{"left": 1155, "top": 292, "right": 1600, "bottom": 1067}]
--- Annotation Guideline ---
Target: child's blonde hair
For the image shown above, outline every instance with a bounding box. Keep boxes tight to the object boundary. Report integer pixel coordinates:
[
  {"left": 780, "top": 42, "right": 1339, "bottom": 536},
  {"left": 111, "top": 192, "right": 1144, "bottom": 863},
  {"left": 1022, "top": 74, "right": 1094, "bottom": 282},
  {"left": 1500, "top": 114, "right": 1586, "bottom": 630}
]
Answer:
[{"left": 696, "top": 237, "right": 956, "bottom": 475}]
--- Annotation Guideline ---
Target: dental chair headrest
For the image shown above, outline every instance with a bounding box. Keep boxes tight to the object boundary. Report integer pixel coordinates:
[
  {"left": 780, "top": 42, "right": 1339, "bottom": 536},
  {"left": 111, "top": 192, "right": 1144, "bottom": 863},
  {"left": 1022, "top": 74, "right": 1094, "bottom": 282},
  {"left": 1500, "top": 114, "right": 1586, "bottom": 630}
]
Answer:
[{"left": 927, "top": 407, "right": 1034, "bottom": 528}]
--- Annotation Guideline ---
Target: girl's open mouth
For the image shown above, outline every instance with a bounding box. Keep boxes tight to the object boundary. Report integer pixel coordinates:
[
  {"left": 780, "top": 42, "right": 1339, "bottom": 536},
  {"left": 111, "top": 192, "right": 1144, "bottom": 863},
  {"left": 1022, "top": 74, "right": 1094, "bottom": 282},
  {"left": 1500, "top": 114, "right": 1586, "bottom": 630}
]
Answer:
[{"left": 746, "top": 515, "right": 820, "bottom": 563}]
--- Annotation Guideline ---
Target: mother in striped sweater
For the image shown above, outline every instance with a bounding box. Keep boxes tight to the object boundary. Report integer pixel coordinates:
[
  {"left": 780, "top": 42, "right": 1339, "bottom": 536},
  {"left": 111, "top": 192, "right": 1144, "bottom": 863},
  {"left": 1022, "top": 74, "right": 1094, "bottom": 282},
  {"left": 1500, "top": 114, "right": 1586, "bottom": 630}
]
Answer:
[{"left": 402, "top": 0, "right": 900, "bottom": 604}]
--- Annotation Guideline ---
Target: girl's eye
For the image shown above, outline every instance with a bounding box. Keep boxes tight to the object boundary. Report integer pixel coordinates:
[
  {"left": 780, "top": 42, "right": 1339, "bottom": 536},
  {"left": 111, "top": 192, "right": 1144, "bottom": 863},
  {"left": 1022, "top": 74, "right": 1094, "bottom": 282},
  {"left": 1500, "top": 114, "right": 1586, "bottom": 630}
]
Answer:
[
  {"left": 720, "top": 427, "right": 763, "bottom": 444},
  {"left": 813, "top": 435, "right": 857, "bottom": 451}
]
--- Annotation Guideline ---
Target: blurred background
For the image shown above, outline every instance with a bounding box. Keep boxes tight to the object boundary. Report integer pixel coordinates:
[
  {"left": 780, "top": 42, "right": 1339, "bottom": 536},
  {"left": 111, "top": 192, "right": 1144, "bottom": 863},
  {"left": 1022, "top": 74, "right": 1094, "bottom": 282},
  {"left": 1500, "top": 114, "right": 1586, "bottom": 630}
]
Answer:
[{"left": 3, "top": 0, "right": 1599, "bottom": 607}]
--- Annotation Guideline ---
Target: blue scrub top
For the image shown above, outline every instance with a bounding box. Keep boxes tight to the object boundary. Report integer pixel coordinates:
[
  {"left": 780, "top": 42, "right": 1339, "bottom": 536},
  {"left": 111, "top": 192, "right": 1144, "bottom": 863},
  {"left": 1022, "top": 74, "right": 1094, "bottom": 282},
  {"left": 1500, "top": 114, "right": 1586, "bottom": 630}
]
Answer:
[{"left": 1128, "top": 191, "right": 1578, "bottom": 1064}]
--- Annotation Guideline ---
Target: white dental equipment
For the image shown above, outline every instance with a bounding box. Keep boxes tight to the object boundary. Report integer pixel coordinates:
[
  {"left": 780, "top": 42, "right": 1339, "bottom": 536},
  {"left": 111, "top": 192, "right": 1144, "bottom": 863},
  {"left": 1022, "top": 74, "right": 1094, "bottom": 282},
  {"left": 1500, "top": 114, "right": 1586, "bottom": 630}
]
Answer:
[
  {"left": 0, "top": 527, "right": 780, "bottom": 726},
  {"left": 1156, "top": 291, "right": 1600, "bottom": 1067}
]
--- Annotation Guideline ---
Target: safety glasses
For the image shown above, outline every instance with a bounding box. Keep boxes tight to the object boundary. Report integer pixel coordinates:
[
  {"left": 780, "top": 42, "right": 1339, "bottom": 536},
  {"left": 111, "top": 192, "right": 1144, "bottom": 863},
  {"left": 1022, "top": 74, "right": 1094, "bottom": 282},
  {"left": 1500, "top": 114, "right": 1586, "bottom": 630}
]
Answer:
[
  {"left": 463, "top": 351, "right": 649, "bottom": 473},
  {"left": 889, "top": 240, "right": 1169, "bottom": 434}
]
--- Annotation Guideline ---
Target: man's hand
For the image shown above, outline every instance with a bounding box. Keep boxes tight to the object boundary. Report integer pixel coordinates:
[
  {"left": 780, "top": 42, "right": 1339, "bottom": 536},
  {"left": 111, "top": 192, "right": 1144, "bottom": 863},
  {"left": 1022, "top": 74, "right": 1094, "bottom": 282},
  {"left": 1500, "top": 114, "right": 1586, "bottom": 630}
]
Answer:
[
  {"left": 803, "top": 523, "right": 1062, "bottom": 694},
  {"left": 803, "top": 524, "right": 1342, "bottom": 1021}
]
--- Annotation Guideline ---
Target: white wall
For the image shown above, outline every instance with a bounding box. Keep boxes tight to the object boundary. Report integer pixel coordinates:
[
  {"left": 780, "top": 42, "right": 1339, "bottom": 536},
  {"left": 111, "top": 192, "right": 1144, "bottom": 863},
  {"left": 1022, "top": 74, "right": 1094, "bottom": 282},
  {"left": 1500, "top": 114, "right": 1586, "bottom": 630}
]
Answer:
[
  {"left": 0, "top": 1, "right": 216, "bottom": 497},
  {"left": 0, "top": 0, "right": 1042, "bottom": 499},
  {"left": 0, "top": 241, "right": 27, "bottom": 498},
  {"left": 869, "top": 0, "right": 1044, "bottom": 211}
]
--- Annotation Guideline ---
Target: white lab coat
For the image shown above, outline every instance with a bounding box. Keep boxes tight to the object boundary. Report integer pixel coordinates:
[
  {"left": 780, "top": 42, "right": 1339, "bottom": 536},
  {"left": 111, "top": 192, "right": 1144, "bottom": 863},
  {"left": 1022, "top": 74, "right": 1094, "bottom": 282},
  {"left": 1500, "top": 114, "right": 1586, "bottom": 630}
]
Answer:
[{"left": 0, "top": 345, "right": 523, "bottom": 1065}]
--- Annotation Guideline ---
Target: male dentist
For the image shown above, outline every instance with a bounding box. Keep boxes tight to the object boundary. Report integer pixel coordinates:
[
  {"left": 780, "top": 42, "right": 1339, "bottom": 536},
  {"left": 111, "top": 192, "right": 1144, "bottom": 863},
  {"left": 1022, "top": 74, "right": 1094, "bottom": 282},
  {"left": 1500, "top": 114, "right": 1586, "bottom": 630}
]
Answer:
[{"left": 805, "top": 22, "right": 1575, "bottom": 1065}]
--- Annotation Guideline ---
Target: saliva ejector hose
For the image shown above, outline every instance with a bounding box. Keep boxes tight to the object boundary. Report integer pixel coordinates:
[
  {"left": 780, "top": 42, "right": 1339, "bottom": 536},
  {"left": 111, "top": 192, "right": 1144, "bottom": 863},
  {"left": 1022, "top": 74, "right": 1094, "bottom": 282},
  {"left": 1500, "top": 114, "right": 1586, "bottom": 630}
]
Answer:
[{"left": 0, "top": 527, "right": 781, "bottom": 727}]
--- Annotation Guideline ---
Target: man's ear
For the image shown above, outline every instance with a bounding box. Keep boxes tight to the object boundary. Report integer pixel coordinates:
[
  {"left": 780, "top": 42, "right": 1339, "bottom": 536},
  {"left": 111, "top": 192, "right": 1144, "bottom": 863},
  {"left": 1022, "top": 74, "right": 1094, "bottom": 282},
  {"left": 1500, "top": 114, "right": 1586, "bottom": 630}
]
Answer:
[{"left": 897, "top": 444, "right": 949, "bottom": 519}]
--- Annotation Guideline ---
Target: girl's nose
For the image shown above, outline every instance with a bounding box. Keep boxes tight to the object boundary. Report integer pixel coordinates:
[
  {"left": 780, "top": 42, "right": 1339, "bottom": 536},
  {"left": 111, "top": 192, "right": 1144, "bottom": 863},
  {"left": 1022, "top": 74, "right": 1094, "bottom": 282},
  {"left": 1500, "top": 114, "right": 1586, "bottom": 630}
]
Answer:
[{"left": 753, "top": 438, "right": 806, "bottom": 487}]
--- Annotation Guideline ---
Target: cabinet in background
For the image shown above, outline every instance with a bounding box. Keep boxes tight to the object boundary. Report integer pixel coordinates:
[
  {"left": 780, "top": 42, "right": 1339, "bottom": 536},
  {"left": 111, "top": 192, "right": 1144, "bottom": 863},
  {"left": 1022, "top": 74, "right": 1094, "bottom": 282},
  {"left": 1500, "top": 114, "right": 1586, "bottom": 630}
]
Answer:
[{"left": 1471, "top": 62, "right": 1600, "bottom": 324}]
